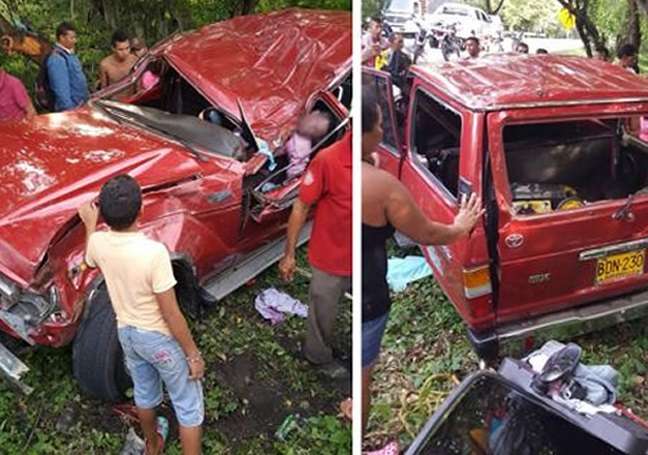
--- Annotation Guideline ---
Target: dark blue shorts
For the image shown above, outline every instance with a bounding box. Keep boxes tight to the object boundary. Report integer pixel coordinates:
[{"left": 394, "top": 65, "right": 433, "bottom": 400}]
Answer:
[{"left": 362, "top": 312, "right": 390, "bottom": 368}]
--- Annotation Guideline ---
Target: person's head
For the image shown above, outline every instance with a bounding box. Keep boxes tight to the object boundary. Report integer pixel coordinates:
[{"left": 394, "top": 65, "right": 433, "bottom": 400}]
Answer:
[
  {"left": 99, "top": 175, "right": 142, "bottom": 231},
  {"left": 618, "top": 43, "right": 638, "bottom": 69},
  {"left": 594, "top": 46, "right": 610, "bottom": 62},
  {"left": 362, "top": 87, "right": 383, "bottom": 159},
  {"left": 56, "top": 22, "right": 77, "bottom": 51},
  {"left": 389, "top": 33, "right": 404, "bottom": 52},
  {"left": 298, "top": 110, "right": 331, "bottom": 139},
  {"left": 536, "top": 48, "right": 548, "bottom": 55},
  {"left": 465, "top": 36, "right": 480, "bottom": 58},
  {"left": 368, "top": 17, "right": 382, "bottom": 39},
  {"left": 111, "top": 30, "right": 131, "bottom": 62},
  {"left": 516, "top": 42, "right": 529, "bottom": 54},
  {"left": 130, "top": 37, "right": 148, "bottom": 58}
]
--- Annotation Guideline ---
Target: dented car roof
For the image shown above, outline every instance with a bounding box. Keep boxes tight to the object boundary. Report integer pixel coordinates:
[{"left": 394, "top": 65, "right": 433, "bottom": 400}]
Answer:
[
  {"left": 160, "top": 8, "right": 351, "bottom": 143},
  {"left": 413, "top": 54, "right": 648, "bottom": 111}
]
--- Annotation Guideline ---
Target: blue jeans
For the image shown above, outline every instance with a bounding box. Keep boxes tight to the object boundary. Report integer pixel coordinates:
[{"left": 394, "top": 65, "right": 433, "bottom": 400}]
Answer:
[
  {"left": 118, "top": 325, "right": 204, "bottom": 427},
  {"left": 362, "top": 312, "right": 390, "bottom": 368}
]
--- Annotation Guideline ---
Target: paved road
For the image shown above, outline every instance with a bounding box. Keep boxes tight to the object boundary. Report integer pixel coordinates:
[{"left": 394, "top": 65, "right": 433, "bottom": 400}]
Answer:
[{"left": 408, "top": 37, "right": 583, "bottom": 64}]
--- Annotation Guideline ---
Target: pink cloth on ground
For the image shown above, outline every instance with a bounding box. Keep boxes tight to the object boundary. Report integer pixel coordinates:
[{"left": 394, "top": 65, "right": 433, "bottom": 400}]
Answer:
[
  {"left": 0, "top": 71, "right": 29, "bottom": 122},
  {"left": 285, "top": 132, "right": 312, "bottom": 179}
]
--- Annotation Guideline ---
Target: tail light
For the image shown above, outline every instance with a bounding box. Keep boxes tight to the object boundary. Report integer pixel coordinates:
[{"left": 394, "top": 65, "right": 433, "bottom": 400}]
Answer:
[{"left": 463, "top": 265, "right": 492, "bottom": 299}]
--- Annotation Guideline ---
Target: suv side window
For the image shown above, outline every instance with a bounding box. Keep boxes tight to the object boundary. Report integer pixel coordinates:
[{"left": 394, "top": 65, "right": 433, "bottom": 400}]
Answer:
[
  {"left": 410, "top": 89, "right": 462, "bottom": 198},
  {"left": 363, "top": 73, "right": 400, "bottom": 154}
]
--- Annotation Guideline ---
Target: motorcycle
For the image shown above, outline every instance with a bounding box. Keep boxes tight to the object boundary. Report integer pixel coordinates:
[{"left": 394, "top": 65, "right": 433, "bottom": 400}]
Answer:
[{"left": 440, "top": 23, "right": 462, "bottom": 62}]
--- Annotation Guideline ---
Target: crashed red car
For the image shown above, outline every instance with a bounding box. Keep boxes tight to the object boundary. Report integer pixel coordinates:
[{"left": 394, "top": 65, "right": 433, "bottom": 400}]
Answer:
[
  {"left": 0, "top": 8, "right": 351, "bottom": 400},
  {"left": 365, "top": 54, "right": 648, "bottom": 359}
]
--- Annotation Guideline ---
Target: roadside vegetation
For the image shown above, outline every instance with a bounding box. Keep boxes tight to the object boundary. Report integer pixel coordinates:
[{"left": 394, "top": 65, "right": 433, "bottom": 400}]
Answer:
[
  {"left": 0, "top": 248, "right": 352, "bottom": 454},
  {"left": 364, "top": 243, "right": 648, "bottom": 451}
]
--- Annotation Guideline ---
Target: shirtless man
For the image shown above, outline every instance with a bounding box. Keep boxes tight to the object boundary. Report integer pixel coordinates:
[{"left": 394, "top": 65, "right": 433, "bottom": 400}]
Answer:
[{"left": 98, "top": 30, "right": 138, "bottom": 89}]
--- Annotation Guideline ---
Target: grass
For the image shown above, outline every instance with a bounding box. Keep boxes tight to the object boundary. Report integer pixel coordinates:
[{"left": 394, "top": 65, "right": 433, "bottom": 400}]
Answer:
[
  {"left": 0, "top": 247, "right": 351, "bottom": 454},
  {"left": 364, "top": 243, "right": 648, "bottom": 451}
]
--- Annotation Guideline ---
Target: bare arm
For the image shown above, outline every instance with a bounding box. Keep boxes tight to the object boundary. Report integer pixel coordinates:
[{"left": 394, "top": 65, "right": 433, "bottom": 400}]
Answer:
[
  {"left": 98, "top": 62, "right": 109, "bottom": 90},
  {"left": 78, "top": 201, "right": 98, "bottom": 258},
  {"left": 386, "top": 178, "right": 483, "bottom": 245},
  {"left": 279, "top": 199, "right": 310, "bottom": 281},
  {"left": 156, "top": 288, "right": 204, "bottom": 379},
  {"left": 24, "top": 98, "right": 36, "bottom": 120}
]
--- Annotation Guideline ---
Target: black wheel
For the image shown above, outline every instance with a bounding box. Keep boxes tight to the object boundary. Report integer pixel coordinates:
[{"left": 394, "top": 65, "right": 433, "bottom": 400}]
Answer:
[{"left": 73, "top": 286, "right": 131, "bottom": 401}]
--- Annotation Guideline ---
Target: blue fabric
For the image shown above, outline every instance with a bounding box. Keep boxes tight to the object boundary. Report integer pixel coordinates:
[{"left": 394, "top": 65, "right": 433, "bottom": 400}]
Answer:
[
  {"left": 362, "top": 312, "right": 389, "bottom": 368},
  {"left": 47, "top": 47, "right": 88, "bottom": 112},
  {"left": 118, "top": 326, "right": 204, "bottom": 427},
  {"left": 386, "top": 255, "right": 432, "bottom": 292}
]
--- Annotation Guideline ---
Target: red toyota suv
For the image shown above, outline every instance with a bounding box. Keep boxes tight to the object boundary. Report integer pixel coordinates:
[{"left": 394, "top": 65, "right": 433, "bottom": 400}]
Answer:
[{"left": 365, "top": 54, "right": 648, "bottom": 359}]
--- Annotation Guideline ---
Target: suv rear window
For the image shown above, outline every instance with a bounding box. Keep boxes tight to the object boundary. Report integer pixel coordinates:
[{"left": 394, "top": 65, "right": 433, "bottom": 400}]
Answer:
[{"left": 502, "top": 119, "right": 648, "bottom": 215}]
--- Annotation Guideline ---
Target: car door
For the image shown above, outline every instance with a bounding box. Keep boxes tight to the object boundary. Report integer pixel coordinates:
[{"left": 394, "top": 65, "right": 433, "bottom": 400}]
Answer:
[
  {"left": 248, "top": 90, "right": 350, "bottom": 224},
  {"left": 397, "top": 80, "right": 494, "bottom": 331},
  {"left": 487, "top": 110, "right": 648, "bottom": 326}
]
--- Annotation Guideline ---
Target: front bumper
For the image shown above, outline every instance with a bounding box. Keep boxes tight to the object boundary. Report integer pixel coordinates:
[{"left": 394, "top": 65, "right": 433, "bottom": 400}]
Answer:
[
  {"left": 0, "top": 339, "right": 31, "bottom": 394},
  {"left": 468, "top": 286, "right": 648, "bottom": 360}
]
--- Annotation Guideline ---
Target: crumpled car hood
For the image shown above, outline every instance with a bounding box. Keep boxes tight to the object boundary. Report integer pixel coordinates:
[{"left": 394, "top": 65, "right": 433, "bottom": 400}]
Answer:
[{"left": 0, "top": 107, "right": 203, "bottom": 284}]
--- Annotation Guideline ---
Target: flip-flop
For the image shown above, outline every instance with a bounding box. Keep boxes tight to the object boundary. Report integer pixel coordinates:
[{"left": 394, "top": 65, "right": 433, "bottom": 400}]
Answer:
[
  {"left": 364, "top": 441, "right": 400, "bottom": 455},
  {"left": 145, "top": 416, "right": 169, "bottom": 455}
]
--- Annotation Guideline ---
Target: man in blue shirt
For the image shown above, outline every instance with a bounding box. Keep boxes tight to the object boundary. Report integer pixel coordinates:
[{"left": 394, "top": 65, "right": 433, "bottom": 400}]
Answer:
[{"left": 47, "top": 22, "right": 89, "bottom": 112}]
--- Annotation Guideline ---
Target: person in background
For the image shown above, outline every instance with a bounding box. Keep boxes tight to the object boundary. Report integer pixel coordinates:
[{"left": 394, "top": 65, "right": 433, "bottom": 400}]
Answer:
[
  {"left": 618, "top": 43, "right": 639, "bottom": 73},
  {"left": 594, "top": 46, "right": 611, "bottom": 62},
  {"left": 516, "top": 41, "right": 529, "bottom": 54},
  {"left": 0, "top": 66, "right": 36, "bottom": 122},
  {"left": 381, "top": 32, "right": 411, "bottom": 89},
  {"left": 47, "top": 21, "right": 88, "bottom": 111},
  {"left": 536, "top": 48, "right": 548, "bottom": 54},
  {"left": 362, "top": 16, "right": 389, "bottom": 67},
  {"left": 78, "top": 175, "right": 204, "bottom": 455},
  {"left": 99, "top": 30, "right": 138, "bottom": 89},
  {"left": 279, "top": 131, "right": 352, "bottom": 379},
  {"left": 361, "top": 88, "right": 483, "bottom": 450},
  {"left": 131, "top": 37, "right": 148, "bottom": 58},
  {"left": 464, "top": 36, "right": 481, "bottom": 59}
]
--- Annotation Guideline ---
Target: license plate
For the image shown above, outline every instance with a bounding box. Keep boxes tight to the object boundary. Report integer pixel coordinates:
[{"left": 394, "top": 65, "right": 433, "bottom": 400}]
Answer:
[{"left": 596, "top": 250, "right": 645, "bottom": 284}]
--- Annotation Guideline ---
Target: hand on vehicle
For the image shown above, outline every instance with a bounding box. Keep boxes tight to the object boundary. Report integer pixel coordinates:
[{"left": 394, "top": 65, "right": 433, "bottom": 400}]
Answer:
[
  {"left": 279, "top": 253, "right": 296, "bottom": 282},
  {"left": 78, "top": 201, "right": 99, "bottom": 229},
  {"left": 187, "top": 353, "right": 205, "bottom": 380},
  {"left": 453, "top": 193, "right": 484, "bottom": 235}
]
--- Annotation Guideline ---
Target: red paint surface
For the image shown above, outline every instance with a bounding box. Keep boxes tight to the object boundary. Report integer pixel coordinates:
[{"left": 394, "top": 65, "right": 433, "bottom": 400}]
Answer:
[
  {"left": 369, "top": 56, "right": 648, "bottom": 333},
  {"left": 0, "top": 9, "right": 350, "bottom": 348}
]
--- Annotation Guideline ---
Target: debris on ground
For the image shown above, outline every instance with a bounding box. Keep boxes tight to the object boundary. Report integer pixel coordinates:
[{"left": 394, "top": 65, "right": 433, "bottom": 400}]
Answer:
[
  {"left": 120, "top": 427, "right": 145, "bottom": 455},
  {"left": 275, "top": 413, "right": 305, "bottom": 441},
  {"left": 254, "top": 288, "right": 308, "bottom": 325},
  {"left": 386, "top": 256, "right": 432, "bottom": 292}
]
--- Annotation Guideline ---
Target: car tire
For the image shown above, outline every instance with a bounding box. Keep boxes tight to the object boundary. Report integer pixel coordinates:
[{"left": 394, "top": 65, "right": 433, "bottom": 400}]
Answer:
[{"left": 73, "top": 286, "right": 131, "bottom": 401}]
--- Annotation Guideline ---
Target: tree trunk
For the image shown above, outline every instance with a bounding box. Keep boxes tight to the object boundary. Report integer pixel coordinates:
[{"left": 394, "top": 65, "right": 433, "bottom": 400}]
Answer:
[
  {"left": 485, "top": 0, "right": 506, "bottom": 15},
  {"left": 556, "top": 0, "right": 606, "bottom": 58},
  {"left": 624, "top": 0, "right": 641, "bottom": 49}
]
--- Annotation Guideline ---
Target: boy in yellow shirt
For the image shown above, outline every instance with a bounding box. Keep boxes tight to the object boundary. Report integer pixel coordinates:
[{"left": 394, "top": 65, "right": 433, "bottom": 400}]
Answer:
[{"left": 78, "top": 175, "right": 204, "bottom": 455}]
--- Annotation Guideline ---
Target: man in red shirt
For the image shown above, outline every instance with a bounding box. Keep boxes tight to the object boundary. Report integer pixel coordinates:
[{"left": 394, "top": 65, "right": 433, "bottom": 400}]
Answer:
[
  {"left": 0, "top": 68, "right": 35, "bottom": 122},
  {"left": 279, "top": 131, "right": 351, "bottom": 376}
]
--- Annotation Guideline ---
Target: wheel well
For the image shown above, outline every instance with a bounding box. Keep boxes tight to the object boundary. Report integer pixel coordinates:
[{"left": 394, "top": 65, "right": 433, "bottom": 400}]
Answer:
[{"left": 171, "top": 258, "right": 203, "bottom": 319}]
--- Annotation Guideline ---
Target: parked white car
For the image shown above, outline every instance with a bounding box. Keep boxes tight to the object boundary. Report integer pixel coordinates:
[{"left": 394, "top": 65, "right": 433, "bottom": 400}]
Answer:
[
  {"left": 427, "top": 2, "right": 503, "bottom": 39},
  {"left": 382, "top": 0, "right": 422, "bottom": 38}
]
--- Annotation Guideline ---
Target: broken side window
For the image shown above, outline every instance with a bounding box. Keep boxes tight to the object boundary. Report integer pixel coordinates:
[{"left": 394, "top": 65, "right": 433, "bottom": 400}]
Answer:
[{"left": 410, "top": 89, "right": 462, "bottom": 198}]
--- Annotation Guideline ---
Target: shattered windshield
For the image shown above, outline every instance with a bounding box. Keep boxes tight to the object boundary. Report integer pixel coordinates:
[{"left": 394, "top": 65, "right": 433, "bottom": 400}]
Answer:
[{"left": 94, "top": 100, "right": 246, "bottom": 159}]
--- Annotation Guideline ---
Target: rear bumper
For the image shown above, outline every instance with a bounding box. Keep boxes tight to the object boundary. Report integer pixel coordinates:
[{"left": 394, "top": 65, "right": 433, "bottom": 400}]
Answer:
[
  {"left": 468, "top": 287, "right": 648, "bottom": 360},
  {"left": 0, "top": 339, "right": 32, "bottom": 394}
]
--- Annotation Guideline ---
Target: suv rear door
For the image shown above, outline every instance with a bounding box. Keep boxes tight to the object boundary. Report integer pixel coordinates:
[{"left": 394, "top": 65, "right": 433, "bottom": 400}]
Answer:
[{"left": 487, "top": 108, "right": 648, "bottom": 326}]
